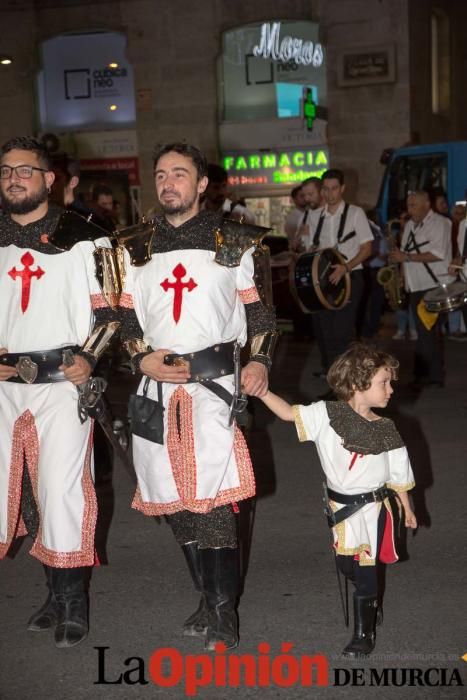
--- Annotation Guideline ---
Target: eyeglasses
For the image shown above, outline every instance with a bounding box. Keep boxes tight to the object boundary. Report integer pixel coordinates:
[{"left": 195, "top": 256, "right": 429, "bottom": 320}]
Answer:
[{"left": 0, "top": 164, "right": 49, "bottom": 179}]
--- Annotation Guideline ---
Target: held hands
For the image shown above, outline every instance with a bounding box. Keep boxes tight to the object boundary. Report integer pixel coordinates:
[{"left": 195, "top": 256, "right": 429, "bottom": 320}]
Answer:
[
  {"left": 140, "top": 349, "right": 191, "bottom": 383},
  {"left": 241, "top": 361, "right": 268, "bottom": 398},
  {"left": 0, "top": 348, "right": 18, "bottom": 381},
  {"left": 59, "top": 355, "right": 92, "bottom": 386}
]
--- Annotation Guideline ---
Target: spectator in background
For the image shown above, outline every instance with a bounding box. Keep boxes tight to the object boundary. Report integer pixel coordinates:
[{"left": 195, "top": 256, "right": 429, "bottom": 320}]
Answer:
[
  {"left": 91, "top": 183, "right": 118, "bottom": 233},
  {"left": 203, "top": 163, "right": 255, "bottom": 224},
  {"left": 429, "top": 187, "right": 449, "bottom": 218},
  {"left": 50, "top": 152, "right": 81, "bottom": 209},
  {"left": 284, "top": 184, "right": 307, "bottom": 245}
]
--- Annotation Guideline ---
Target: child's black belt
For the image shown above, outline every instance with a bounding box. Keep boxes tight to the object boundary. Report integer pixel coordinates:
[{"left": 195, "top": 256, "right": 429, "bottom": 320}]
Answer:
[{"left": 325, "top": 485, "right": 396, "bottom": 527}]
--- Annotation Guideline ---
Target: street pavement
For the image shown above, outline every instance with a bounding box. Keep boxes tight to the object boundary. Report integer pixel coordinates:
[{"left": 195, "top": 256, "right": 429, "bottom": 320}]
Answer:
[{"left": 1, "top": 317, "right": 466, "bottom": 700}]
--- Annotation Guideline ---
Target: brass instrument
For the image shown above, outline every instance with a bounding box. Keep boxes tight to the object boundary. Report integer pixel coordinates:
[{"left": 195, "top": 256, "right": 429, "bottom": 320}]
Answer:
[{"left": 376, "top": 219, "right": 407, "bottom": 311}]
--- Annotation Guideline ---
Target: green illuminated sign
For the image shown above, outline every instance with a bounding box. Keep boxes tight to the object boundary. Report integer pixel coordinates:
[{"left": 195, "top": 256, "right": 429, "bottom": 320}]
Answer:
[
  {"left": 223, "top": 148, "right": 329, "bottom": 188},
  {"left": 223, "top": 150, "right": 328, "bottom": 172},
  {"left": 303, "top": 89, "right": 317, "bottom": 130}
]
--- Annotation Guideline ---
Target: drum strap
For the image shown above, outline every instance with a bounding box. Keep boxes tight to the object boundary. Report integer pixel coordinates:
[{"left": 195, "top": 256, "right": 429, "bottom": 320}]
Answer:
[
  {"left": 313, "top": 203, "right": 350, "bottom": 248},
  {"left": 405, "top": 229, "right": 439, "bottom": 286}
]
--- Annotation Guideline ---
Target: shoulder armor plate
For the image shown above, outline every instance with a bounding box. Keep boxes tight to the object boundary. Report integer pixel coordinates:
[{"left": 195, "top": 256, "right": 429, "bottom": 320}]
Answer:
[
  {"left": 214, "top": 218, "right": 271, "bottom": 267},
  {"left": 116, "top": 221, "right": 156, "bottom": 267},
  {"left": 48, "top": 210, "right": 111, "bottom": 251}
]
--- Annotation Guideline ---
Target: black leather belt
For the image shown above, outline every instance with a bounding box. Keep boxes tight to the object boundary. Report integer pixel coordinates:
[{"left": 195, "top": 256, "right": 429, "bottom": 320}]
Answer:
[
  {"left": 326, "top": 485, "right": 395, "bottom": 527},
  {"left": 164, "top": 341, "right": 236, "bottom": 407},
  {"left": 2, "top": 346, "right": 79, "bottom": 384},
  {"left": 164, "top": 341, "right": 235, "bottom": 383}
]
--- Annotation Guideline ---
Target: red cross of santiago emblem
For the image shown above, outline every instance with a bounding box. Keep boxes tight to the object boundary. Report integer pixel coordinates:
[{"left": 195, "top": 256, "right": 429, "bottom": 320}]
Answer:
[
  {"left": 160, "top": 263, "right": 197, "bottom": 324},
  {"left": 8, "top": 251, "right": 45, "bottom": 313}
]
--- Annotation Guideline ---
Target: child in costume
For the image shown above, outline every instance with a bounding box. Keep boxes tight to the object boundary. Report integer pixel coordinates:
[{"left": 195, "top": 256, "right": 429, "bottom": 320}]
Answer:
[{"left": 259, "top": 344, "right": 417, "bottom": 657}]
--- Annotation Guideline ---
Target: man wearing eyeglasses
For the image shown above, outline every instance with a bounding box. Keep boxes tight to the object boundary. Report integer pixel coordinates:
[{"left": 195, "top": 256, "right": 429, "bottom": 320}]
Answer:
[{"left": 0, "top": 136, "right": 116, "bottom": 649}]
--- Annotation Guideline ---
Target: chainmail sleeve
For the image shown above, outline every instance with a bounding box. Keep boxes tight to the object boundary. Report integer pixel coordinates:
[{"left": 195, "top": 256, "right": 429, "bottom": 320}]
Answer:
[
  {"left": 245, "top": 301, "right": 277, "bottom": 338},
  {"left": 119, "top": 297, "right": 150, "bottom": 373},
  {"left": 118, "top": 244, "right": 151, "bottom": 373},
  {"left": 236, "top": 247, "right": 277, "bottom": 369}
]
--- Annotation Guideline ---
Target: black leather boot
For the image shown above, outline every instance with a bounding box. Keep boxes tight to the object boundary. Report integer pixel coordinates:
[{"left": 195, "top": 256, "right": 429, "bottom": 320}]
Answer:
[
  {"left": 53, "top": 567, "right": 89, "bottom": 649},
  {"left": 181, "top": 542, "right": 208, "bottom": 638},
  {"left": 27, "top": 565, "right": 59, "bottom": 632},
  {"left": 342, "top": 594, "right": 378, "bottom": 658},
  {"left": 201, "top": 547, "right": 239, "bottom": 651}
]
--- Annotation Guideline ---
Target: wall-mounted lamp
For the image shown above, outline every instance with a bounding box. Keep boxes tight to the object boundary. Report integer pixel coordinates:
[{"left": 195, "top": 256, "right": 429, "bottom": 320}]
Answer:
[{"left": 0, "top": 55, "right": 13, "bottom": 65}]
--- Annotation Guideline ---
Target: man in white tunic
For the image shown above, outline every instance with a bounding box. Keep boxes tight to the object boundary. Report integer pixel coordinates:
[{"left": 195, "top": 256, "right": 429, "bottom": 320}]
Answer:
[
  {"left": 0, "top": 136, "right": 117, "bottom": 648},
  {"left": 119, "top": 143, "right": 277, "bottom": 650}
]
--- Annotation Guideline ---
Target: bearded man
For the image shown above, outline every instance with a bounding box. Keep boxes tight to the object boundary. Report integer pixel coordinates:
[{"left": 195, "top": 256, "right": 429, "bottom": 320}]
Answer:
[
  {"left": 119, "top": 142, "right": 277, "bottom": 651},
  {"left": 0, "top": 136, "right": 117, "bottom": 648}
]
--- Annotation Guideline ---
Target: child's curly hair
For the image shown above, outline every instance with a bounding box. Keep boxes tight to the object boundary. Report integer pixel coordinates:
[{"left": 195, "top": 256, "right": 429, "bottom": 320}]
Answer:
[{"left": 327, "top": 343, "right": 399, "bottom": 401}]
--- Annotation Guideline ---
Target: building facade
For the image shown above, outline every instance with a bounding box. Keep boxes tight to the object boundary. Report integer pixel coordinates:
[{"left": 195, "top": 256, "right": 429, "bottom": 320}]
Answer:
[{"left": 0, "top": 0, "right": 464, "bottom": 221}]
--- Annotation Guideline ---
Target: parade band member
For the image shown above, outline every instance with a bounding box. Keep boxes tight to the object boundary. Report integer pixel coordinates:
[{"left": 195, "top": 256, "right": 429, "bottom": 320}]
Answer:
[
  {"left": 259, "top": 344, "right": 416, "bottom": 657},
  {"left": 305, "top": 170, "right": 373, "bottom": 385},
  {"left": 284, "top": 184, "right": 307, "bottom": 247},
  {"left": 119, "top": 143, "right": 277, "bottom": 651},
  {"left": 292, "top": 176, "right": 325, "bottom": 252},
  {"left": 390, "top": 191, "right": 451, "bottom": 387},
  {"left": 202, "top": 163, "right": 256, "bottom": 224},
  {"left": 0, "top": 137, "right": 117, "bottom": 648}
]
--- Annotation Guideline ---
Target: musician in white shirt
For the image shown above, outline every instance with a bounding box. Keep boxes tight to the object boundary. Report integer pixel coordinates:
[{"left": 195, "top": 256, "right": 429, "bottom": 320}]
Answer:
[
  {"left": 304, "top": 169, "right": 373, "bottom": 382},
  {"left": 390, "top": 191, "right": 451, "bottom": 387},
  {"left": 291, "top": 177, "right": 324, "bottom": 252},
  {"left": 284, "top": 185, "right": 307, "bottom": 246}
]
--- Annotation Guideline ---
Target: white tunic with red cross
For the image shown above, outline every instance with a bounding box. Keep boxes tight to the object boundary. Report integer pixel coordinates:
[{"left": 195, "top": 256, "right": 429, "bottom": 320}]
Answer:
[
  {"left": 0, "top": 230, "right": 110, "bottom": 567},
  {"left": 121, "top": 244, "right": 260, "bottom": 515}
]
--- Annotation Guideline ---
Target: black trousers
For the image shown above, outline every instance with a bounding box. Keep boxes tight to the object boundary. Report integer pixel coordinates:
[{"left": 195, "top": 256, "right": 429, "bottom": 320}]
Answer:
[
  {"left": 312, "top": 271, "right": 365, "bottom": 371},
  {"left": 409, "top": 289, "right": 444, "bottom": 383},
  {"left": 336, "top": 504, "right": 387, "bottom": 597}
]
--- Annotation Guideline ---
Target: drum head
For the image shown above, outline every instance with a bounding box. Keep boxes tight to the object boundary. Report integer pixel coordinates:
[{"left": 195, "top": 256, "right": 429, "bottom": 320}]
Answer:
[
  {"left": 312, "top": 248, "right": 351, "bottom": 310},
  {"left": 424, "top": 281, "right": 467, "bottom": 312},
  {"left": 292, "top": 248, "right": 351, "bottom": 312}
]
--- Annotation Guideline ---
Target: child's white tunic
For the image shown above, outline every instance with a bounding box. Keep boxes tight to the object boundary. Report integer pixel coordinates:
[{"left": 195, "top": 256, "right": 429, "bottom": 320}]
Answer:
[{"left": 293, "top": 401, "right": 415, "bottom": 565}]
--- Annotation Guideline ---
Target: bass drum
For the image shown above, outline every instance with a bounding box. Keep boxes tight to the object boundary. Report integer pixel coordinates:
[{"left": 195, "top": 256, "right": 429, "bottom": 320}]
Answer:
[
  {"left": 423, "top": 281, "right": 467, "bottom": 313},
  {"left": 291, "top": 248, "right": 351, "bottom": 313}
]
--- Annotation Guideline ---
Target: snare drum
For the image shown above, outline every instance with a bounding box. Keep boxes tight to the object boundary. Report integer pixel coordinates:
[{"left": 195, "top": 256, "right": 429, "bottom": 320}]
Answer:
[
  {"left": 291, "top": 248, "right": 351, "bottom": 312},
  {"left": 423, "top": 281, "right": 467, "bottom": 313}
]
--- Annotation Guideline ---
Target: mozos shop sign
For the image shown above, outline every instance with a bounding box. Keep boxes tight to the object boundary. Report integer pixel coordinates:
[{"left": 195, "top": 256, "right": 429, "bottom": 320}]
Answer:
[
  {"left": 252, "top": 21, "right": 324, "bottom": 67},
  {"left": 218, "top": 20, "right": 328, "bottom": 184}
]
